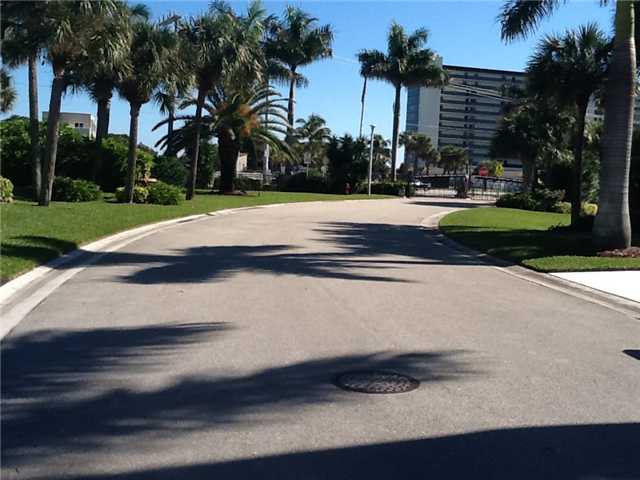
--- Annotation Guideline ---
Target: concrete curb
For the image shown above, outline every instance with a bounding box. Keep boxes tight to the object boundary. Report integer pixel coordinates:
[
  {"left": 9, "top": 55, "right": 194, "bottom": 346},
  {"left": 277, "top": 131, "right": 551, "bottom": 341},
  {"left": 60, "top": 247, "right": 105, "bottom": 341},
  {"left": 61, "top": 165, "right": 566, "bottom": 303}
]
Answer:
[
  {"left": 424, "top": 210, "right": 640, "bottom": 319},
  {"left": 0, "top": 198, "right": 393, "bottom": 341}
]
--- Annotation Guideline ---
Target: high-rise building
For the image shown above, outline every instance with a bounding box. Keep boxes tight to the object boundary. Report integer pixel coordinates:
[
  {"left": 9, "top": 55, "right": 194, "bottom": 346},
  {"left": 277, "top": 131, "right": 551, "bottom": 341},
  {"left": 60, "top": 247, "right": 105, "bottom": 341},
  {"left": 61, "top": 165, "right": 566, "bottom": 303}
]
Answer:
[
  {"left": 405, "top": 63, "right": 640, "bottom": 174},
  {"left": 406, "top": 64, "right": 525, "bottom": 171}
]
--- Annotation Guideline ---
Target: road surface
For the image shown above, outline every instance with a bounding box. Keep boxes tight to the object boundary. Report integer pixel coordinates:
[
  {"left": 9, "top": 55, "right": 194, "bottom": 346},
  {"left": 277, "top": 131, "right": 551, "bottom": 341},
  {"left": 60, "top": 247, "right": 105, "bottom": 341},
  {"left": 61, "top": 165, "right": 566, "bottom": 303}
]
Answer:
[{"left": 2, "top": 198, "right": 639, "bottom": 479}]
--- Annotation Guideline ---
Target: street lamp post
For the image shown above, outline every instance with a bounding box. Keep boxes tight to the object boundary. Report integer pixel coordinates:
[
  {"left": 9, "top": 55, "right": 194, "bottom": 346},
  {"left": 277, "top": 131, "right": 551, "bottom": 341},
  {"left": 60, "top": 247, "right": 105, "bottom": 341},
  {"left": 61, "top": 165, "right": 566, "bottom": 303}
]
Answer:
[{"left": 368, "top": 124, "right": 376, "bottom": 196}]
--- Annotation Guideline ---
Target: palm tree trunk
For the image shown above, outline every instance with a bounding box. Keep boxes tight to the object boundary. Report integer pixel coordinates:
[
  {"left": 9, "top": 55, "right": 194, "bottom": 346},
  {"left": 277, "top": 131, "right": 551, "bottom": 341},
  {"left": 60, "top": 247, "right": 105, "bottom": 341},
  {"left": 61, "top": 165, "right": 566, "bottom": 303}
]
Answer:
[
  {"left": 218, "top": 128, "right": 238, "bottom": 194},
  {"left": 287, "top": 72, "right": 296, "bottom": 143},
  {"left": 571, "top": 99, "right": 589, "bottom": 227},
  {"left": 522, "top": 157, "right": 535, "bottom": 193},
  {"left": 166, "top": 104, "right": 175, "bottom": 157},
  {"left": 391, "top": 84, "right": 401, "bottom": 181},
  {"left": 28, "top": 54, "right": 41, "bottom": 201},
  {"left": 125, "top": 103, "right": 141, "bottom": 204},
  {"left": 593, "top": 1, "right": 635, "bottom": 249},
  {"left": 39, "top": 69, "right": 65, "bottom": 207},
  {"left": 187, "top": 89, "right": 206, "bottom": 200},
  {"left": 92, "top": 94, "right": 111, "bottom": 181}
]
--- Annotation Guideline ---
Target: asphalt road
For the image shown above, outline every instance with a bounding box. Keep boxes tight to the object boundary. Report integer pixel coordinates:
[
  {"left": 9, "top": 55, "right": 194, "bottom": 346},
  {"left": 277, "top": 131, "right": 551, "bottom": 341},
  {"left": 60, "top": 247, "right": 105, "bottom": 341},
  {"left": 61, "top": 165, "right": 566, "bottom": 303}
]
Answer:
[{"left": 2, "top": 198, "right": 639, "bottom": 479}]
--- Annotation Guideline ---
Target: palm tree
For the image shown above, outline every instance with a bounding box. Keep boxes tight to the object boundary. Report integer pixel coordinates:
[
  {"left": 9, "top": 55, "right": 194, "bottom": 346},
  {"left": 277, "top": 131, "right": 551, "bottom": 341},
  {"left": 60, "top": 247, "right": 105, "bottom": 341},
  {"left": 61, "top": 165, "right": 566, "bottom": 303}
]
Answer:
[
  {"left": 400, "top": 132, "right": 439, "bottom": 174},
  {"left": 358, "top": 22, "right": 446, "bottom": 180},
  {"left": 1, "top": 0, "right": 49, "bottom": 200},
  {"left": 265, "top": 6, "right": 333, "bottom": 139},
  {"left": 116, "top": 21, "right": 175, "bottom": 203},
  {"left": 527, "top": 24, "right": 611, "bottom": 227},
  {"left": 438, "top": 145, "right": 468, "bottom": 175},
  {"left": 156, "top": 86, "right": 291, "bottom": 194},
  {"left": 294, "top": 113, "right": 331, "bottom": 167},
  {"left": 180, "top": 2, "right": 266, "bottom": 200},
  {"left": 37, "top": 0, "right": 119, "bottom": 206},
  {"left": 80, "top": 2, "right": 148, "bottom": 181},
  {"left": 371, "top": 134, "right": 391, "bottom": 179},
  {"left": 491, "top": 98, "right": 572, "bottom": 192},
  {"left": 499, "top": 0, "right": 635, "bottom": 249},
  {"left": 0, "top": 68, "right": 17, "bottom": 113}
]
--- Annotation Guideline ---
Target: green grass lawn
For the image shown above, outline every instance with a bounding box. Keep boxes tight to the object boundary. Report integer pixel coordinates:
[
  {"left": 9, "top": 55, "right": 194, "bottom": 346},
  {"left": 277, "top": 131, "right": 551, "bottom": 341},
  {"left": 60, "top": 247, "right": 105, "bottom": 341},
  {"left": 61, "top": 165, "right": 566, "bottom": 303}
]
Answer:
[
  {"left": 0, "top": 191, "right": 390, "bottom": 282},
  {"left": 439, "top": 207, "right": 640, "bottom": 272}
]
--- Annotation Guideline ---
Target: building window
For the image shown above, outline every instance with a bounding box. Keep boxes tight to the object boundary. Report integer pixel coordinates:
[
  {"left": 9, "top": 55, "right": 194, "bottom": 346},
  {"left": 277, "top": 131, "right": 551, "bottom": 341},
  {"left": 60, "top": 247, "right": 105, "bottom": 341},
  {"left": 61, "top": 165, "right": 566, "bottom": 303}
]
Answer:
[
  {"left": 79, "top": 123, "right": 84, "bottom": 128},
  {"left": 74, "top": 122, "right": 79, "bottom": 127}
]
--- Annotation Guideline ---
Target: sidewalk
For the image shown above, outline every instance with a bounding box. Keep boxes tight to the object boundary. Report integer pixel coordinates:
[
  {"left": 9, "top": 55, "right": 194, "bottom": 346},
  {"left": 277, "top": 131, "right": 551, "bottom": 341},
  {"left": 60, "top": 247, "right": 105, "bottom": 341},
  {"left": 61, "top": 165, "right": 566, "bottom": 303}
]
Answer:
[{"left": 551, "top": 270, "right": 640, "bottom": 304}]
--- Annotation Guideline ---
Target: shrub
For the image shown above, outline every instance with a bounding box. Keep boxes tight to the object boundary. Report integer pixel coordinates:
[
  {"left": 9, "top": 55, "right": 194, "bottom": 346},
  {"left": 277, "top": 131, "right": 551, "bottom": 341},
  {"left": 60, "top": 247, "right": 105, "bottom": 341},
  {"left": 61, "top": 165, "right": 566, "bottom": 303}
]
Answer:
[
  {"left": 52, "top": 177, "right": 101, "bottom": 202},
  {"left": 233, "top": 176, "right": 263, "bottom": 192},
  {"left": 152, "top": 155, "right": 187, "bottom": 187},
  {"left": 276, "top": 172, "right": 329, "bottom": 193},
  {"left": 0, "top": 176, "right": 14, "bottom": 203},
  {"left": 553, "top": 201, "right": 572, "bottom": 214},
  {"left": 98, "top": 135, "right": 155, "bottom": 192},
  {"left": 364, "top": 181, "right": 414, "bottom": 196},
  {"left": 496, "top": 188, "right": 564, "bottom": 212},
  {"left": 115, "top": 186, "right": 149, "bottom": 204},
  {"left": 148, "top": 181, "right": 183, "bottom": 205},
  {"left": 582, "top": 202, "right": 598, "bottom": 216}
]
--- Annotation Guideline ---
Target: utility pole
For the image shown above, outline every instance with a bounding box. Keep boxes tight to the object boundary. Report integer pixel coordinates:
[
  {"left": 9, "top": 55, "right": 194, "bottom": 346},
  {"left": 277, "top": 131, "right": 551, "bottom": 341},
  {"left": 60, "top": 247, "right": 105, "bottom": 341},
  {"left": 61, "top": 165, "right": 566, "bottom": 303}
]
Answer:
[{"left": 368, "top": 124, "right": 375, "bottom": 196}]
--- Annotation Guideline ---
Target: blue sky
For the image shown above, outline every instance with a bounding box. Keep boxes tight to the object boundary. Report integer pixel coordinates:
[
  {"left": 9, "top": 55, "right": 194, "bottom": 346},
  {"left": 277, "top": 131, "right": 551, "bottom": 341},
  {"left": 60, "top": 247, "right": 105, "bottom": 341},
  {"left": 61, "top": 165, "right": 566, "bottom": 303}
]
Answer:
[{"left": 2, "top": 1, "right": 612, "bottom": 162}]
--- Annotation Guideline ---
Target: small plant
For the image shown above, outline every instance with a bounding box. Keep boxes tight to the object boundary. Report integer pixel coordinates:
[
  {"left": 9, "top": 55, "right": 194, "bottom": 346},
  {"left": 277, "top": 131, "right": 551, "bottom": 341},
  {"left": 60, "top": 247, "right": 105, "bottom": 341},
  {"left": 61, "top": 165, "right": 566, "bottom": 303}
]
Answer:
[
  {"left": 148, "top": 181, "right": 183, "bottom": 205},
  {"left": 52, "top": 177, "right": 101, "bottom": 202},
  {"left": 115, "top": 186, "right": 149, "bottom": 204},
  {"left": 0, "top": 176, "right": 14, "bottom": 203}
]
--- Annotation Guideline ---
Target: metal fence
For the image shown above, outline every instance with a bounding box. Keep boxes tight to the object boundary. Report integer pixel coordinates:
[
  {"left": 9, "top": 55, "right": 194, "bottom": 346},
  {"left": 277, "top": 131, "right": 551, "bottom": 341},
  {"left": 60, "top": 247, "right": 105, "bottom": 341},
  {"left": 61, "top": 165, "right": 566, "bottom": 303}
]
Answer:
[{"left": 413, "top": 175, "right": 522, "bottom": 200}]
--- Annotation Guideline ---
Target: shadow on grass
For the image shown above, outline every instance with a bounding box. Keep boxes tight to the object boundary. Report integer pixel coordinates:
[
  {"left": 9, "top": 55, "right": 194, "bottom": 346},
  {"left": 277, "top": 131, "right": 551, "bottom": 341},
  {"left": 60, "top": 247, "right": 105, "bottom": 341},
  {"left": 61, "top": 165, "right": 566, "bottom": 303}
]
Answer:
[
  {"left": 45, "top": 423, "right": 640, "bottom": 480},
  {"left": 1, "top": 322, "right": 477, "bottom": 466},
  {"left": 1, "top": 235, "right": 79, "bottom": 270},
  {"left": 441, "top": 225, "right": 596, "bottom": 262}
]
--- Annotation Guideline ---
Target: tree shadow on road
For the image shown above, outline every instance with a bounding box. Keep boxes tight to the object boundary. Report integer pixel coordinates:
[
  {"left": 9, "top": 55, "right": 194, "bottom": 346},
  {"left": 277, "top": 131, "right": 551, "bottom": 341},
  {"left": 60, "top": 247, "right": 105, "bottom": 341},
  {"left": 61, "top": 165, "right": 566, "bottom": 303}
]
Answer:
[
  {"left": 48, "top": 422, "right": 640, "bottom": 480},
  {"left": 2, "top": 325, "right": 478, "bottom": 467},
  {"left": 43, "top": 221, "right": 497, "bottom": 285}
]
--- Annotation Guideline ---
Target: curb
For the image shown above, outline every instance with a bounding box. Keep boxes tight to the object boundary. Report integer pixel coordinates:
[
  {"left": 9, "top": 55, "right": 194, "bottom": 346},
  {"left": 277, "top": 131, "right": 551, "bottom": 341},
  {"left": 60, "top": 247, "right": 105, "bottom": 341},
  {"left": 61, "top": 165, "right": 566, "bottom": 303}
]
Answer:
[{"left": 423, "top": 210, "right": 640, "bottom": 319}]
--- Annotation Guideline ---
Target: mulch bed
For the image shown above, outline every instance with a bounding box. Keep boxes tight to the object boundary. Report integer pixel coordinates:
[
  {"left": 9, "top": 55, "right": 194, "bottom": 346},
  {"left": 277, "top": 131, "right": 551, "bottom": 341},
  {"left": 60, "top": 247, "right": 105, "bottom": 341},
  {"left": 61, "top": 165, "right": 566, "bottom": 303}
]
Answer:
[{"left": 598, "top": 247, "right": 640, "bottom": 258}]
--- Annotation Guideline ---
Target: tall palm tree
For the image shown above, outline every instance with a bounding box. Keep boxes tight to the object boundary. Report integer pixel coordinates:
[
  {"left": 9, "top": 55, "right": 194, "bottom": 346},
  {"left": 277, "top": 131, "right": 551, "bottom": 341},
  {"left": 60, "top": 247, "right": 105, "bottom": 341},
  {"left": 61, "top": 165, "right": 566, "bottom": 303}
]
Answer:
[
  {"left": 38, "top": 0, "right": 119, "bottom": 206},
  {"left": 264, "top": 6, "right": 333, "bottom": 139},
  {"left": 527, "top": 24, "right": 611, "bottom": 227},
  {"left": 81, "top": 2, "right": 148, "bottom": 181},
  {"left": 1, "top": 0, "right": 49, "bottom": 200},
  {"left": 358, "top": 22, "right": 446, "bottom": 180},
  {"left": 116, "top": 21, "right": 175, "bottom": 203},
  {"left": 499, "top": 0, "right": 635, "bottom": 249},
  {"left": 180, "top": 1, "right": 266, "bottom": 200},
  {"left": 0, "top": 68, "right": 17, "bottom": 113}
]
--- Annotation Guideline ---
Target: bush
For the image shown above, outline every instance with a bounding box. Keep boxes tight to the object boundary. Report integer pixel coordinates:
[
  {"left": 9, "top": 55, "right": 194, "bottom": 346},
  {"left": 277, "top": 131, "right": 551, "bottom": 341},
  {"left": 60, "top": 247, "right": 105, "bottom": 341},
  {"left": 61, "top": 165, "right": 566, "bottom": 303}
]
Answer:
[
  {"left": 98, "top": 135, "right": 155, "bottom": 192},
  {"left": 363, "top": 181, "right": 414, "bottom": 196},
  {"left": 582, "top": 202, "right": 598, "bottom": 217},
  {"left": 0, "top": 176, "right": 14, "bottom": 203},
  {"left": 233, "top": 176, "right": 263, "bottom": 192},
  {"left": 115, "top": 186, "right": 149, "bottom": 204},
  {"left": 148, "top": 181, "right": 183, "bottom": 205},
  {"left": 276, "top": 172, "right": 329, "bottom": 193},
  {"left": 152, "top": 155, "right": 187, "bottom": 187},
  {"left": 496, "top": 188, "right": 564, "bottom": 212},
  {"left": 52, "top": 177, "right": 101, "bottom": 202},
  {"left": 553, "top": 201, "right": 572, "bottom": 214}
]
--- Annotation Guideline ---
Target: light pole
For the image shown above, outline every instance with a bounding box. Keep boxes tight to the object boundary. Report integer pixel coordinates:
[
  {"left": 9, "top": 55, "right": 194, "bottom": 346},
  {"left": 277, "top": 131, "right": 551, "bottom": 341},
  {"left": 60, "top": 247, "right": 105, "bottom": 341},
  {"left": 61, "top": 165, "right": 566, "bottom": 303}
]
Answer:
[{"left": 368, "top": 124, "right": 376, "bottom": 196}]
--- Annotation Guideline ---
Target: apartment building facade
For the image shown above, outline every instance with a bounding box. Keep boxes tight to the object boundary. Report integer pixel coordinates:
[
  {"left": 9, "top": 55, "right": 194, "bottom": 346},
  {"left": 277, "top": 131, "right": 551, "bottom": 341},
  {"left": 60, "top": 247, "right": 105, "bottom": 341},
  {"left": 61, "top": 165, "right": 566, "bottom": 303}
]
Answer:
[{"left": 42, "top": 111, "right": 97, "bottom": 139}]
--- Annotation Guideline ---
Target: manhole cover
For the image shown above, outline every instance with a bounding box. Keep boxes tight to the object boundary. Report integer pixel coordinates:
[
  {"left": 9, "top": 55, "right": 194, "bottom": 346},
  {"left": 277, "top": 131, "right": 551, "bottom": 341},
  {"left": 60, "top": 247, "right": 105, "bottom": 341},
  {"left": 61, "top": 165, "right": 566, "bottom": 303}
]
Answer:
[{"left": 333, "top": 370, "right": 420, "bottom": 394}]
